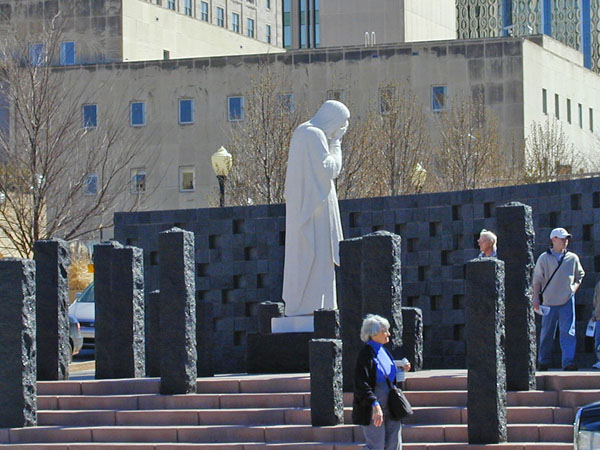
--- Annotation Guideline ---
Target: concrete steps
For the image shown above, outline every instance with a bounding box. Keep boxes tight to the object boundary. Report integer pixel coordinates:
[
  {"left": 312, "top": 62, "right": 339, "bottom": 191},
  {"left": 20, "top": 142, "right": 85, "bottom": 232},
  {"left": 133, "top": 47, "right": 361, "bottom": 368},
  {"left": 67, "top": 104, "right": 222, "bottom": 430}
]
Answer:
[{"left": 0, "top": 370, "right": 596, "bottom": 448}]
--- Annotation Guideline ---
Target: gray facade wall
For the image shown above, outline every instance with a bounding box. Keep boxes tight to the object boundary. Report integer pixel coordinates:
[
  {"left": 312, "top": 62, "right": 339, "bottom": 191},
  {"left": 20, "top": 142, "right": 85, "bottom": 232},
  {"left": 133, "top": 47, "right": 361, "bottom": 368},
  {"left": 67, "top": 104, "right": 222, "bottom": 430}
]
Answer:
[{"left": 114, "top": 177, "right": 600, "bottom": 373}]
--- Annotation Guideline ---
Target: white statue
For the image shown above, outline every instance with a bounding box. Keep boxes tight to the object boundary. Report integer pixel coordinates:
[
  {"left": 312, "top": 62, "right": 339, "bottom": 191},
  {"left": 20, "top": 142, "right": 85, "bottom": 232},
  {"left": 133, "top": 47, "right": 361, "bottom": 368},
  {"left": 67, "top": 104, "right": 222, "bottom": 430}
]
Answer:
[{"left": 282, "top": 100, "right": 350, "bottom": 316}]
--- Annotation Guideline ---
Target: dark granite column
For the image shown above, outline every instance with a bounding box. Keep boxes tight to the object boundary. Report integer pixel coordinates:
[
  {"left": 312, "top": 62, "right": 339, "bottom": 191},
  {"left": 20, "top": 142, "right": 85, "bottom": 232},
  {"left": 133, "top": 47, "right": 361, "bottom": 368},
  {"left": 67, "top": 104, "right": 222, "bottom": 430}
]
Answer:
[
  {"left": 465, "top": 258, "right": 507, "bottom": 444},
  {"left": 339, "top": 231, "right": 403, "bottom": 392},
  {"left": 496, "top": 202, "right": 536, "bottom": 391},
  {"left": 0, "top": 259, "right": 37, "bottom": 427},
  {"left": 94, "top": 242, "right": 145, "bottom": 379},
  {"left": 146, "top": 290, "right": 161, "bottom": 377},
  {"left": 196, "top": 300, "right": 215, "bottom": 377},
  {"left": 159, "top": 227, "right": 197, "bottom": 394},
  {"left": 314, "top": 308, "right": 340, "bottom": 339},
  {"left": 34, "top": 239, "right": 71, "bottom": 381},
  {"left": 401, "top": 307, "right": 424, "bottom": 371},
  {"left": 309, "top": 338, "right": 344, "bottom": 426},
  {"left": 257, "top": 301, "right": 285, "bottom": 334}
]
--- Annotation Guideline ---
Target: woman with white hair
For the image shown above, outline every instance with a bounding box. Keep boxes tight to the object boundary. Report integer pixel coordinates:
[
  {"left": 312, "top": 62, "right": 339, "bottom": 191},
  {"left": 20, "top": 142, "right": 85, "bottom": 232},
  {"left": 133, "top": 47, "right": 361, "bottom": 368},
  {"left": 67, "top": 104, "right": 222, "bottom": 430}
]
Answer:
[
  {"left": 478, "top": 229, "right": 497, "bottom": 258},
  {"left": 352, "top": 314, "right": 411, "bottom": 450}
]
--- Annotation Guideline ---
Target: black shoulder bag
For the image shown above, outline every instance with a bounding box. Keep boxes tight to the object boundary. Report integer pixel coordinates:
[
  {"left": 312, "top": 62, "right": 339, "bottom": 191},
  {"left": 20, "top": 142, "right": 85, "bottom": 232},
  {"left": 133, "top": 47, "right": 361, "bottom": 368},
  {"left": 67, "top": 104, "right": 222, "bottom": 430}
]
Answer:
[
  {"left": 540, "top": 251, "right": 567, "bottom": 304},
  {"left": 376, "top": 355, "right": 413, "bottom": 420}
]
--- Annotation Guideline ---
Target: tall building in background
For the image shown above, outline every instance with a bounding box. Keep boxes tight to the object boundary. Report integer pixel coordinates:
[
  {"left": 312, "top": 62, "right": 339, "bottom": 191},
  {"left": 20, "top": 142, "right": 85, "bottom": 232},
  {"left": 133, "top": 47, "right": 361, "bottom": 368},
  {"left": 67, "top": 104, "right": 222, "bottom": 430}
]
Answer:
[
  {"left": 283, "top": 0, "right": 456, "bottom": 49},
  {"left": 457, "top": 0, "right": 597, "bottom": 71}
]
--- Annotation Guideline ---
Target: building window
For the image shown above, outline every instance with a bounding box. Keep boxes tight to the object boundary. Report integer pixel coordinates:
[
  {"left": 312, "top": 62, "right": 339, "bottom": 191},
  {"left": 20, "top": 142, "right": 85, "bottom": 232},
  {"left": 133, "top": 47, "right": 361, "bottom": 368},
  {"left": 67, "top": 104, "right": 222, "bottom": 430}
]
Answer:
[
  {"left": 216, "top": 7, "right": 224, "bottom": 27},
  {"left": 590, "top": 108, "right": 594, "bottom": 132},
  {"left": 167, "top": 0, "right": 175, "bottom": 10},
  {"left": 300, "top": 0, "right": 307, "bottom": 48},
  {"left": 179, "top": 166, "right": 195, "bottom": 191},
  {"left": 60, "top": 42, "right": 75, "bottom": 65},
  {"left": 431, "top": 85, "right": 448, "bottom": 112},
  {"left": 278, "top": 93, "right": 295, "bottom": 112},
  {"left": 554, "top": 93, "right": 559, "bottom": 119},
  {"left": 247, "top": 18, "right": 255, "bottom": 38},
  {"left": 379, "top": 87, "right": 396, "bottom": 114},
  {"left": 130, "top": 102, "right": 146, "bottom": 127},
  {"left": 200, "top": 1, "right": 208, "bottom": 21},
  {"left": 283, "top": 0, "right": 291, "bottom": 48},
  {"left": 314, "top": 0, "right": 320, "bottom": 48},
  {"left": 266, "top": 24, "right": 272, "bottom": 44},
  {"left": 542, "top": 89, "right": 547, "bottom": 114},
  {"left": 567, "top": 98, "right": 571, "bottom": 124},
  {"left": 266, "top": 0, "right": 271, "bottom": 9},
  {"left": 327, "top": 89, "right": 345, "bottom": 103},
  {"left": 184, "top": 0, "right": 192, "bottom": 16},
  {"left": 228, "top": 96, "right": 244, "bottom": 121},
  {"left": 29, "top": 43, "right": 44, "bottom": 65},
  {"left": 163, "top": 50, "right": 170, "bottom": 60},
  {"left": 179, "top": 99, "right": 194, "bottom": 124},
  {"left": 83, "top": 173, "right": 98, "bottom": 196},
  {"left": 131, "top": 168, "right": 146, "bottom": 194},
  {"left": 82, "top": 104, "right": 97, "bottom": 128},
  {"left": 232, "top": 13, "right": 240, "bottom": 33},
  {"left": 579, "top": 103, "right": 583, "bottom": 128}
]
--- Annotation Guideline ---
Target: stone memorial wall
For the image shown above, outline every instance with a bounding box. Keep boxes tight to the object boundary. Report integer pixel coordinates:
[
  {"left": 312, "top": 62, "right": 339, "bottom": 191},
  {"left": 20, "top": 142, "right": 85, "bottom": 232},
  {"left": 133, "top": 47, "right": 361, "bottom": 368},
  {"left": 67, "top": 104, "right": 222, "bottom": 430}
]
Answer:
[{"left": 115, "top": 177, "right": 600, "bottom": 373}]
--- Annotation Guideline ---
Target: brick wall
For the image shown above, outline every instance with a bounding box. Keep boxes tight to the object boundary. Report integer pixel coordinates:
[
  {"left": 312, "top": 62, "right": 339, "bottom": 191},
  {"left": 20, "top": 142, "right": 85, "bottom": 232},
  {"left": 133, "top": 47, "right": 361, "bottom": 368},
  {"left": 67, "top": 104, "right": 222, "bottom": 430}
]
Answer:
[{"left": 114, "top": 177, "right": 600, "bottom": 373}]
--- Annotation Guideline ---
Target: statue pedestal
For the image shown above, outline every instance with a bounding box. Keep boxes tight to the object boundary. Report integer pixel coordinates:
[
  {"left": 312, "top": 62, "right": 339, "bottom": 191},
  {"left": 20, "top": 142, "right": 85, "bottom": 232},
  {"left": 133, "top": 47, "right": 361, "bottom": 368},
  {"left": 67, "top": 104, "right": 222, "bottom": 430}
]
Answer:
[{"left": 271, "top": 316, "right": 314, "bottom": 333}]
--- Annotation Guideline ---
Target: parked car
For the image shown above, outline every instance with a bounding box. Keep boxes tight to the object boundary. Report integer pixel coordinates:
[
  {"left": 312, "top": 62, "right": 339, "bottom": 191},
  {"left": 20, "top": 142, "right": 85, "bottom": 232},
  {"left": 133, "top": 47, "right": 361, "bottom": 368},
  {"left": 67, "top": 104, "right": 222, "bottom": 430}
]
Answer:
[
  {"left": 69, "top": 282, "right": 95, "bottom": 348},
  {"left": 68, "top": 314, "right": 83, "bottom": 363},
  {"left": 574, "top": 401, "right": 600, "bottom": 449}
]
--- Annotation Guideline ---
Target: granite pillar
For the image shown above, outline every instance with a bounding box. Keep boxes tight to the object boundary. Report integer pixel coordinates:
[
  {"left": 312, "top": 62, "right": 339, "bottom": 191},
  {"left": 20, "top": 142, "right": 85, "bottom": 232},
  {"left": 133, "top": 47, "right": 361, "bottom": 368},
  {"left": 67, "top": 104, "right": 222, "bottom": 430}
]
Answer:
[
  {"left": 146, "top": 290, "right": 161, "bottom": 377},
  {"left": 309, "top": 338, "right": 344, "bottom": 426},
  {"left": 257, "top": 301, "right": 285, "bottom": 334},
  {"left": 94, "top": 242, "right": 145, "bottom": 379},
  {"left": 401, "top": 307, "right": 424, "bottom": 371},
  {"left": 340, "top": 231, "right": 403, "bottom": 392},
  {"left": 496, "top": 202, "right": 536, "bottom": 391},
  {"left": 0, "top": 259, "right": 37, "bottom": 427},
  {"left": 465, "top": 258, "right": 507, "bottom": 444},
  {"left": 159, "top": 227, "right": 197, "bottom": 394},
  {"left": 34, "top": 239, "right": 71, "bottom": 381},
  {"left": 314, "top": 308, "right": 340, "bottom": 339},
  {"left": 196, "top": 300, "right": 215, "bottom": 377}
]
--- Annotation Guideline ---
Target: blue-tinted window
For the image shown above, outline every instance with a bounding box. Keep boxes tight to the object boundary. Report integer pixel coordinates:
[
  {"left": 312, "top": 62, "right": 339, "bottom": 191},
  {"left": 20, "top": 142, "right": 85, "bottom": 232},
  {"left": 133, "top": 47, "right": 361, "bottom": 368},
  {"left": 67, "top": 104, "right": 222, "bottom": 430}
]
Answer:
[
  {"left": 266, "top": 24, "right": 271, "bottom": 44},
  {"left": 431, "top": 86, "right": 448, "bottom": 112},
  {"left": 300, "top": 0, "right": 307, "bottom": 48},
  {"left": 201, "top": 1, "right": 208, "bottom": 21},
  {"left": 179, "top": 99, "right": 194, "bottom": 124},
  {"left": 314, "top": 0, "right": 320, "bottom": 48},
  {"left": 84, "top": 173, "right": 98, "bottom": 195},
  {"left": 228, "top": 96, "right": 244, "bottom": 121},
  {"left": 278, "top": 93, "right": 295, "bottom": 112},
  {"left": 184, "top": 0, "right": 192, "bottom": 15},
  {"left": 131, "top": 168, "right": 146, "bottom": 193},
  {"left": 60, "top": 42, "right": 75, "bottom": 65},
  {"left": 130, "top": 102, "right": 146, "bottom": 126},
  {"left": 283, "top": 0, "right": 291, "bottom": 48},
  {"left": 82, "top": 104, "right": 98, "bottom": 128},
  {"left": 232, "top": 13, "right": 239, "bottom": 32},
  {"left": 29, "top": 43, "right": 43, "bottom": 65},
  {"left": 167, "top": 0, "right": 175, "bottom": 10},
  {"left": 247, "top": 18, "right": 255, "bottom": 38},
  {"left": 217, "top": 7, "right": 224, "bottom": 27}
]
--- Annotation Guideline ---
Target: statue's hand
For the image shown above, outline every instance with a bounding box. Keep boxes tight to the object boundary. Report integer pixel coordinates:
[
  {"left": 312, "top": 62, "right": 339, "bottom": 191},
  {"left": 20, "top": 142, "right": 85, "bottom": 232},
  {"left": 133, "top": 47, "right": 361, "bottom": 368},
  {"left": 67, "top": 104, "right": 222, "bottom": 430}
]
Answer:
[{"left": 331, "top": 122, "right": 348, "bottom": 142}]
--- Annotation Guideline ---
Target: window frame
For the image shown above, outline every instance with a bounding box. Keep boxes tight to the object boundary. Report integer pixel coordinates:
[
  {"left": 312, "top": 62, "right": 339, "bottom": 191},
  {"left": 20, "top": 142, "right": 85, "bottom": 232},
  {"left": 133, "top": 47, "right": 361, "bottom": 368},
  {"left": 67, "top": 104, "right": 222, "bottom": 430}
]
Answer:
[
  {"left": 130, "top": 101, "right": 146, "bottom": 127},
  {"left": 232, "top": 12, "right": 240, "bottom": 33},
  {"left": 82, "top": 104, "right": 98, "bottom": 129},
  {"left": 216, "top": 7, "right": 224, "bottom": 27},
  {"left": 554, "top": 93, "right": 559, "bottom": 119},
  {"left": 266, "top": 24, "right": 272, "bottom": 44},
  {"left": 228, "top": 96, "right": 245, "bottom": 122},
  {"left": 29, "top": 43, "right": 44, "bottom": 66},
  {"left": 327, "top": 89, "right": 346, "bottom": 103},
  {"left": 179, "top": 99, "right": 195, "bottom": 125},
  {"left": 431, "top": 85, "right": 448, "bottom": 112},
  {"left": 183, "top": 0, "right": 192, "bottom": 16},
  {"left": 579, "top": 103, "right": 583, "bottom": 128},
  {"left": 277, "top": 93, "right": 295, "bottom": 112},
  {"left": 60, "top": 41, "right": 75, "bottom": 66},
  {"left": 542, "top": 88, "right": 547, "bottom": 115},
  {"left": 179, "top": 166, "right": 196, "bottom": 192},
  {"left": 130, "top": 168, "right": 147, "bottom": 194},
  {"left": 200, "top": 1, "right": 208, "bottom": 21},
  {"left": 167, "top": 0, "right": 176, "bottom": 10},
  {"left": 83, "top": 173, "right": 99, "bottom": 196},
  {"left": 247, "top": 18, "right": 255, "bottom": 38},
  {"left": 567, "top": 98, "right": 571, "bottom": 124},
  {"left": 590, "top": 107, "right": 594, "bottom": 133}
]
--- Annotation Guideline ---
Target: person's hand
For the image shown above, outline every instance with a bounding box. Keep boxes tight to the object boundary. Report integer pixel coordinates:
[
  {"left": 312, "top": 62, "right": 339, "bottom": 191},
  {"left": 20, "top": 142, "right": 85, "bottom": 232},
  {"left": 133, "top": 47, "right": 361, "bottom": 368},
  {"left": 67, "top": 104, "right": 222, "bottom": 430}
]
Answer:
[
  {"left": 372, "top": 404, "right": 383, "bottom": 427},
  {"left": 533, "top": 298, "right": 540, "bottom": 311}
]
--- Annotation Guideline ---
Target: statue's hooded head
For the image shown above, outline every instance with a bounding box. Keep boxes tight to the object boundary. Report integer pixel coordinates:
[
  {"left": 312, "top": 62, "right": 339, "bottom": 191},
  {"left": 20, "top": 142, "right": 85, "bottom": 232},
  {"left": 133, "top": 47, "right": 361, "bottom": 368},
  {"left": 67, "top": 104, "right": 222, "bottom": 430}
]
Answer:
[{"left": 310, "top": 100, "right": 350, "bottom": 139}]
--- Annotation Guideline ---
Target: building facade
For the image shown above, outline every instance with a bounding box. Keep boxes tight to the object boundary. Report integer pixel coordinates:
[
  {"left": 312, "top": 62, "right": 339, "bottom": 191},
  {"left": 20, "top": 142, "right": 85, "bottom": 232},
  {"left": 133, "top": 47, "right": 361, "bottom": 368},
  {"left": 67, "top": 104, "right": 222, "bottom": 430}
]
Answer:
[{"left": 457, "top": 0, "right": 600, "bottom": 71}]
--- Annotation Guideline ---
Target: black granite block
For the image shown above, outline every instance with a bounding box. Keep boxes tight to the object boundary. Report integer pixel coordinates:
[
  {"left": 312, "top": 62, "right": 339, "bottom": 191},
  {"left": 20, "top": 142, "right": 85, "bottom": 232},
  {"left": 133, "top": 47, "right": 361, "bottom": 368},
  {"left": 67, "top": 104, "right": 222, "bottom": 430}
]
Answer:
[
  {"left": 197, "top": 300, "right": 215, "bottom": 377},
  {"left": 310, "top": 339, "right": 344, "bottom": 426},
  {"left": 314, "top": 309, "right": 340, "bottom": 339},
  {"left": 247, "top": 332, "right": 311, "bottom": 373},
  {"left": 159, "top": 228, "right": 197, "bottom": 394},
  {"left": 257, "top": 301, "right": 284, "bottom": 334},
  {"left": 34, "top": 240, "right": 70, "bottom": 381},
  {"left": 496, "top": 202, "right": 536, "bottom": 391},
  {"left": 146, "top": 290, "right": 161, "bottom": 377},
  {"left": 401, "top": 307, "right": 424, "bottom": 371},
  {"left": 0, "top": 259, "right": 37, "bottom": 427},
  {"left": 465, "top": 258, "right": 507, "bottom": 444}
]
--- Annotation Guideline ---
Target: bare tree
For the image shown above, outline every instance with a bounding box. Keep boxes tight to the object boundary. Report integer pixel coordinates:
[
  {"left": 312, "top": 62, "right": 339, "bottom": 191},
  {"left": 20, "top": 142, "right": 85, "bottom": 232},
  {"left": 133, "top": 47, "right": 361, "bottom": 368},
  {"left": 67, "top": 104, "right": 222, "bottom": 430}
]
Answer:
[
  {"left": 522, "top": 117, "right": 585, "bottom": 183},
  {"left": 0, "top": 16, "right": 155, "bottom": 257},
  {"left": 432, "top": 94, "right": 504, "bottom": 191},
  {"left": 224, "top": 63, "right": 303, "bottom": 206}
]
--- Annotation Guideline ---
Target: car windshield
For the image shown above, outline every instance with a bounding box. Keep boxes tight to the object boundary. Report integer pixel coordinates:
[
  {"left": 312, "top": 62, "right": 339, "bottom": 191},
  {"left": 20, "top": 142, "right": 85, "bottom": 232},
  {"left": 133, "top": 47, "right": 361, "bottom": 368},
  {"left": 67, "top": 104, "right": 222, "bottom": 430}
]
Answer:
[{"left": 78, "top": 283, "right": 94, "bottom": 303}]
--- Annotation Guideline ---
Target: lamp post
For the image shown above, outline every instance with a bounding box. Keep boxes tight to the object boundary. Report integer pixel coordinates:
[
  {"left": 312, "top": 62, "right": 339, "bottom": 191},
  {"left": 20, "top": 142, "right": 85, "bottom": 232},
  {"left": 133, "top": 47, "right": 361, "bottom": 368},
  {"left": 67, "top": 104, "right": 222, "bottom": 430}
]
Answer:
[{"left": 211, "top": 146, "right": 233, "bottom": 207}]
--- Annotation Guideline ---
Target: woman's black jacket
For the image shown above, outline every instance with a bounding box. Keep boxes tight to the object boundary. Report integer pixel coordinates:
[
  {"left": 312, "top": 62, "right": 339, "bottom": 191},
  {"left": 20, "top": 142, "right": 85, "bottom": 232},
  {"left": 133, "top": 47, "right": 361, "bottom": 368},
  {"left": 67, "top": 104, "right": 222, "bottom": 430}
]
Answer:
[{"left": 351, "top": 344, "right": 399, "bottom": 426}]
